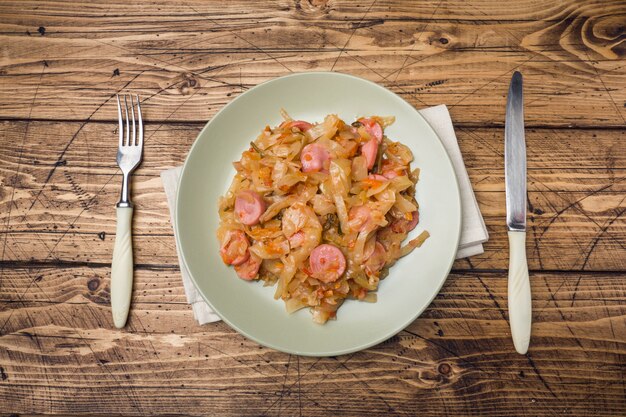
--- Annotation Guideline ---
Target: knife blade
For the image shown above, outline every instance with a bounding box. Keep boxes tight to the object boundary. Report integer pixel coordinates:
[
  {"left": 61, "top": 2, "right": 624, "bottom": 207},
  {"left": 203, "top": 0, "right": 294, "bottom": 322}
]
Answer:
[
  {"left": 505, "top": 71, "right": 526, "bottom": 232},
  {"left": 505, "top": 71, "right": 531, "bottom": 355}
]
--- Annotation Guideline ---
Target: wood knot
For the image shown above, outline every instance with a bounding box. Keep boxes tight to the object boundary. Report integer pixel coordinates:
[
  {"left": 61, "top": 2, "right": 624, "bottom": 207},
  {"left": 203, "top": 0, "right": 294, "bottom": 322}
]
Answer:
[
  {"left": 425, "top": 31, "right": 454, "bottom": 49},
  {"left": 179, "top": 73, "right": 199, "bottom": 95},
  {"left": 438, "top": 363, "right": 451, "bottom": 375},
  {"left": 297, "top": 0, "right": 333, "bottom": 15},
  {"left": 582, "top": 14, "right": 625, "bottom": 59},
  {"left": 87, "top": 278, "right": 100, "bottom": 291},
  {"left": 521, "top": 8, "right": 624, "bottom": 70}
]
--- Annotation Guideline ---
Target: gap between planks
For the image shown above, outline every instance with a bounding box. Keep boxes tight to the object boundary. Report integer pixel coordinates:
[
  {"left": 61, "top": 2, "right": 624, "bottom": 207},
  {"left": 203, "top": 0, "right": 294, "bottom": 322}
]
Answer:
[
  {"left": 0, "top": 259, "right": 623, "bottom": 275},
  {"left": 2, "top": 117, "right": 626, "bottom": 130}
]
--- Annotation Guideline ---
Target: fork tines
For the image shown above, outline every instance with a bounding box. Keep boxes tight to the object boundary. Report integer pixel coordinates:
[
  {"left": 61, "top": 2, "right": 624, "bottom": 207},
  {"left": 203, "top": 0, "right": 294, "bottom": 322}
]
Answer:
[{"left": 116, "top": 94, "right": 143, "bottom": 148}]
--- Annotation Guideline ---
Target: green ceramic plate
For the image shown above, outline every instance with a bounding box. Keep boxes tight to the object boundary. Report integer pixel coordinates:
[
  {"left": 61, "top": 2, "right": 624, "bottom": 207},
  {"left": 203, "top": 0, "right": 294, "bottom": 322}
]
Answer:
[{"left": 176, "top": 72, "right": 461, "bottom": 356}]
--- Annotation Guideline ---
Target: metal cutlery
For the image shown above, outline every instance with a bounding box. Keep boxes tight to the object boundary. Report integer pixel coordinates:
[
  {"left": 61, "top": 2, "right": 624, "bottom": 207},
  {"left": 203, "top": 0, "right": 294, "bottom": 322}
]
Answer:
[
  {"left": 505, "top": 71, "right": 531, "bottom": 354},
  {"left": 111, "top": 95, "right": 143, "bottom": 328}
]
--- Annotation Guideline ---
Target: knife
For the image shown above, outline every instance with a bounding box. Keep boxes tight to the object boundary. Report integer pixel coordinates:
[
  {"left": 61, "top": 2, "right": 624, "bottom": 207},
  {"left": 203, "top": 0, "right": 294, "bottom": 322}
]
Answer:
[{"left": 505, "top": 71, "right": 531, "bottom": 354}]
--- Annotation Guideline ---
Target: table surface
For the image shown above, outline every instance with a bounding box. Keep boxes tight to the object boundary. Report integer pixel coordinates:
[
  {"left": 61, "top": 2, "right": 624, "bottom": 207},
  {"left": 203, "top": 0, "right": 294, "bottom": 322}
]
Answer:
[{"left": 1, "top": 0, "right": 625, "bottom": 416}]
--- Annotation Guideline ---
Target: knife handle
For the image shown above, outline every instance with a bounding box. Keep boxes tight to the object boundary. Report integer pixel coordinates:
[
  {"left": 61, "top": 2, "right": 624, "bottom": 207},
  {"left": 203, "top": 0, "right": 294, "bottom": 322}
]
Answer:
[
  {"left": 507, "top": 230, "right": 531, "bottom": 354},
  {"left": 111, "top": 206, "right": 134, "bottom": 328}
]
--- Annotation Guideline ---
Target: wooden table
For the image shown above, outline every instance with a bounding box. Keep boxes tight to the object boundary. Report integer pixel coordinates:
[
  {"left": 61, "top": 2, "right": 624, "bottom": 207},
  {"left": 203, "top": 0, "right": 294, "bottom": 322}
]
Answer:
[{"left": 1, "top": 1, "right": 624, "bottom": 415}]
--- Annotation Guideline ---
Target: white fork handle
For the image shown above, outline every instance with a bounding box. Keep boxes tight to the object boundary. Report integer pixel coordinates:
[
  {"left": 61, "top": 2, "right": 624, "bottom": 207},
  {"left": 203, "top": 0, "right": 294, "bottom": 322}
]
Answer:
[
  {"left": 111, "top": 206, "right": 134, "bottom": 328},
  {"left": 508, "top": 231, "right": 531, "bottom": 354}
]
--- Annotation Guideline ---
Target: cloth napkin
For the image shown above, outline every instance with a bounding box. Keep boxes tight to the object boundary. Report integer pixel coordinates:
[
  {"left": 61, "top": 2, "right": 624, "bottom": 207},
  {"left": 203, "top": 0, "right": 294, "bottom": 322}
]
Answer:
[{"left": 161, "top": 104, "right": 489, "bottom": 324}]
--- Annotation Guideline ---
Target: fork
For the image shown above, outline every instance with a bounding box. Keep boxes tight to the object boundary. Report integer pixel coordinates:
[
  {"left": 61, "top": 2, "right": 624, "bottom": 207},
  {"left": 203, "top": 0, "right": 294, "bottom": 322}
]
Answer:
[{"left": 111, "top": 94, "right": 143, "bottom": 328}]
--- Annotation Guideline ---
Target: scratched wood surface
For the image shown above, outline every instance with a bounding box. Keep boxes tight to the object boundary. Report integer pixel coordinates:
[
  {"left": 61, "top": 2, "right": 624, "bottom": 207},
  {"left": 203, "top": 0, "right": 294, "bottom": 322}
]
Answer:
[{"left": 0, "top": 0, "right": 625, "bottom": 416}]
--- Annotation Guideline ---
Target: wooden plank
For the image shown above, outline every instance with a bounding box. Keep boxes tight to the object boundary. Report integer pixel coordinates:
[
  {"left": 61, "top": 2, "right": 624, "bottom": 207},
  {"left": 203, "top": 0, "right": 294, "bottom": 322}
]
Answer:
[
  {"left": 2, "top": 122, "right": 624, "bottom": 189},
  {"left": 0, "top": 266, "right": 189, "bottom": 311},
  {"left": 0, "top": 1, "right": 624, "bottom": 126},
  {"left": 1, "top": 186, "right": 624, "bottom": 271},
  {"left": 0, "top": 267, "right": 624, "bottom": 415},
  {"left": 0, "top": 121, "right": 624, "bottom": 270},
  {"left": 1, "top": 265, "right": 625, "bottom": 324}
]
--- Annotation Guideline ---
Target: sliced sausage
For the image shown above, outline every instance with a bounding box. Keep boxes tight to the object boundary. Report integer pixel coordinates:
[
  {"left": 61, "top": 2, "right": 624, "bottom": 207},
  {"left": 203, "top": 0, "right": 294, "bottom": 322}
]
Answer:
[
  {"left": 383, "top": 169, "right": 399, "bottom": 179},
  {"left": 309, "top": 244, "right": 346, "bottom": 283},
  {"left": 407, "top": 210, "right": 420, "bottom": 230},
  {"left": 234, "top": 253, "right": 262, "bottom": 280},
  {"left": 360, "top": 138, "right": 378, "bottom": 170},
  {"left": 348, "top": 205, "right": 372, "bottom": 232},
  {"left": 364, "top": 242, "right": 386, "bottom": 275},
  {"left": 368, "top": 174, "right": 387, "bottom": 181},
  {"left": 390, "top": 210, "right": 420, "bottom": 233},
  {"left": 283, "top": 120, "right": 313, "bottom": 132},
  {"left": 219, "top": 230, "right": 250, "bottom": 266},
  {"left": 359, "top": 118, "right": 383, "bottom": 143},
  {"left": 235, "top": 190, "right": 266, "bottom": 225},
  {"left": 301, "top": 143, "right": 330, "bottom": 173}
]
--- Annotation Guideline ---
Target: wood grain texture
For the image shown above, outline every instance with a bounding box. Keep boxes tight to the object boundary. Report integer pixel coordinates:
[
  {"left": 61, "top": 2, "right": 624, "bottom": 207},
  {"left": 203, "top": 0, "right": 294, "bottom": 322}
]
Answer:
[
  {"left": 0, "top": 0, "right": 624, "bottom": 127},
  {"left": 0, "top": 0, "right": 625, "bottom": 416},
  {"left": 1, "top": 267, "right": 625, "bottom": 416}
]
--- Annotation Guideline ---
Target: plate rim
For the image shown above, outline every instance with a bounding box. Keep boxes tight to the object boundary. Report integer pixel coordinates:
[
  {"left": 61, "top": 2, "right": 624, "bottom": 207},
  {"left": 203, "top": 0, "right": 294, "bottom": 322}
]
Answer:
[{"left": 176, "top": 71, "right": 462, "bottom": 356}]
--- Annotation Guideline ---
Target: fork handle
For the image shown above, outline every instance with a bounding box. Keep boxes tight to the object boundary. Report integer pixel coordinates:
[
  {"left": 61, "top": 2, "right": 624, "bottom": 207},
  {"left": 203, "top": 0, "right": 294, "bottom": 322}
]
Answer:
[{"left": 111, "top": 206, "right": 134, "bottom": 328}]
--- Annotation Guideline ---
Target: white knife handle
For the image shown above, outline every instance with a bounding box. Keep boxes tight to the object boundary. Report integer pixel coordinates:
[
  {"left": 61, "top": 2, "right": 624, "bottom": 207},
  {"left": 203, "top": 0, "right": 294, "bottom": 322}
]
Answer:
[
  {"left": 111, "top": 206, "right": 134, "bottom": 328},
  {"left": 507, "top": 230, "right": 531, "bottom": 354}
]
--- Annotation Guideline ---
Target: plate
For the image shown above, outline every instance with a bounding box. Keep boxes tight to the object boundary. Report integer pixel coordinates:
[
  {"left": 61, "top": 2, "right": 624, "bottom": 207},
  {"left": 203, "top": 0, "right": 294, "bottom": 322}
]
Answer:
[{"left": 176, "top": 72, "right": 461, "bottom": 356}]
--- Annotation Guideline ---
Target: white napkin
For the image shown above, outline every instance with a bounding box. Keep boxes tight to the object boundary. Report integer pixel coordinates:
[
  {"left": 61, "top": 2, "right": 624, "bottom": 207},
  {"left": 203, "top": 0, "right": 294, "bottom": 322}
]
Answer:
[
  {"left": 419, "top": 105, "right": 489, "bottom": 258},
  {"left": 161, "top": 167, "right": 221, "bottom": 324},
  {"left": 161, "top": 105, "right": 488, "bottom": 324}
]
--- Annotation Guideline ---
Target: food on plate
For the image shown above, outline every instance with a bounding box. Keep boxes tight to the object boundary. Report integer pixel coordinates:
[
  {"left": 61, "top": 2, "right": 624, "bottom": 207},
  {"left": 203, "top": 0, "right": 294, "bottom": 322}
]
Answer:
[{"left": 217, "top": 111, "right": 429, "bottom": 323}]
